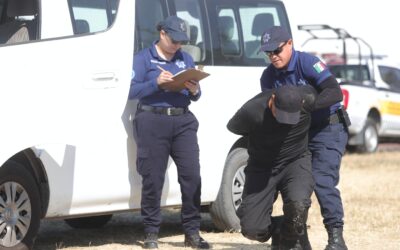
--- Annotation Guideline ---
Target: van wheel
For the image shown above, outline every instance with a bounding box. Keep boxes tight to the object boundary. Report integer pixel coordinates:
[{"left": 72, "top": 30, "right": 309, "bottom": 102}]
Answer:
[
  {"left": 357, "top": 118, "right": 378, "bottom": 153},
  {"left": 0, "top": 161, "right": 41, "bottom": 250},
  {"left": 210, "top": 147, "right": 248, "bottom": 232},
  {"left": 65, "top": 214, "right": 113, "bottom": 229}
]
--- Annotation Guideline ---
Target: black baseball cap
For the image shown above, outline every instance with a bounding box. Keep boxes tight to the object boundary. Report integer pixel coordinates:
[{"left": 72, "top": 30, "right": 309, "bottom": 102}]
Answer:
[
  {"left": 157, "top": 16, "right": 189, "bottom": 43},
  {"left": 273, "top": 85, "right": 303, "bottom": 125},
  {"left": 259, "top": 26, "right": 291, "bottom": 53}
]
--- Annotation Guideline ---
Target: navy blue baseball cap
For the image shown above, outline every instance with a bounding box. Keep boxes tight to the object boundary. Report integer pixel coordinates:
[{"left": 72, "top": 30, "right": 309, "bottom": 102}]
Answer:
[
  {"left": 273, "top": 85, "right": 303, "bottom": 125},
  {"left": 157, "top": 16, "right": 189, "bottom": 43},
  {"left": 259, "top": 26, "right": 291, "bottom": 52}
]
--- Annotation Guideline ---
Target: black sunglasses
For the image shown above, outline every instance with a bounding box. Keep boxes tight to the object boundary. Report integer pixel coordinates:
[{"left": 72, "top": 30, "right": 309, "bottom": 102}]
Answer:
[{"left": 265, "top": 41, "right": 287, "bottom": 57}]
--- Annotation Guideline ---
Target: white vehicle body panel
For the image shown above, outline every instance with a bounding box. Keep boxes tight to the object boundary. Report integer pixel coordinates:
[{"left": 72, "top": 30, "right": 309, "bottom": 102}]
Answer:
[
  {"left": 0, "top": 0, "right": 141, "bottom": 218},
  {"left": 0, "top": 0, "right": 286, "bottom": 220}
]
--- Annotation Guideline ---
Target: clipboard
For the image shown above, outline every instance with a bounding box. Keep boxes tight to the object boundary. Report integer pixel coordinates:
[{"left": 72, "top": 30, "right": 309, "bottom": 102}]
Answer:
[{"left": 160, "top": 68, "right": 210, "bottom": 92}]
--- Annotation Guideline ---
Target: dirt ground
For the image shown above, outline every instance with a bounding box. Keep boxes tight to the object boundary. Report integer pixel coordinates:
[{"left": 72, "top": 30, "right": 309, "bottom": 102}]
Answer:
[{"left": 34, "top": 150, "right": 400, "bottom": 250}]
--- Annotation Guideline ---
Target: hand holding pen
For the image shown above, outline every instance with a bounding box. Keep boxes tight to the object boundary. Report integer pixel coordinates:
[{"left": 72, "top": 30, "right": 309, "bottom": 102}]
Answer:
[{"left": 156, "top": 65, "right": 174, "bottom": 86}]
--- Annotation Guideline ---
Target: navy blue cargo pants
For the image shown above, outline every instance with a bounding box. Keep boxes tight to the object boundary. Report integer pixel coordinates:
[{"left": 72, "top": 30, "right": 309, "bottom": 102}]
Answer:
[
  {"left": 309, "top": 122, "right": 348, "bottom": 227},
  {"left": 133, "top": 109, "right": 201, "bottom": 235}
]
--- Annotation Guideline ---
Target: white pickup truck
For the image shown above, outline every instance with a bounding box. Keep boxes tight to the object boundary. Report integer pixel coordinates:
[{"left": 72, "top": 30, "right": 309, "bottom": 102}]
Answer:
[{"left": 299, "top": 25, "right": 400, "bottom": 153}]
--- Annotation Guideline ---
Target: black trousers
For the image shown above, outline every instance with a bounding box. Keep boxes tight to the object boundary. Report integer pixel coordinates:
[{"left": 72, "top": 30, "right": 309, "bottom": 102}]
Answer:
[
  {"left": 134, "top": 110, "right": 201, "bottom": 235},
  {"left": 237, "top": 153, "right": 314, "bottom": 242}
]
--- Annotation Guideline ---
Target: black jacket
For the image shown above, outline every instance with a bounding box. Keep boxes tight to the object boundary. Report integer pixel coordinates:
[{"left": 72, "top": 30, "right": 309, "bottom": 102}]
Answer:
[{"left": 227, "top": 85, "right": 317, "bottom": 168}]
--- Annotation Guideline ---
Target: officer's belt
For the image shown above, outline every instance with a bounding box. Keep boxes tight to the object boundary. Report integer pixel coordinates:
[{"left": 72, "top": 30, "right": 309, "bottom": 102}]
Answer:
[{"left": 138, "top": 104, "right": 188, "bottom": 116}]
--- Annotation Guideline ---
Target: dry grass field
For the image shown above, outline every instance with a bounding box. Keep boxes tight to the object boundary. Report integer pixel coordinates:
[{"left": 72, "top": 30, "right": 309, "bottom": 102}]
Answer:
[{"left": 34, "top": 150, "right": 400, "bottom": 250}]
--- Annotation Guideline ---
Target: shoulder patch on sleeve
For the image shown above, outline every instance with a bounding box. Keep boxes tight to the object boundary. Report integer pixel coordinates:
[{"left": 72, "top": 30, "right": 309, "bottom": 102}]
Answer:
[{"left": 313, "top": 61, "right": 327, "bottom": 73}]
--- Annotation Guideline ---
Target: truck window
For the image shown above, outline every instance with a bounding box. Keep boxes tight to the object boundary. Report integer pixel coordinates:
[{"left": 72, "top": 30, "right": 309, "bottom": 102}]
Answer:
[
  {"left": 379, "top": 66, "right": 400, "bottom": 91},
  {"left": 329, "top": 64, "right": 371, "bottom": 85}
]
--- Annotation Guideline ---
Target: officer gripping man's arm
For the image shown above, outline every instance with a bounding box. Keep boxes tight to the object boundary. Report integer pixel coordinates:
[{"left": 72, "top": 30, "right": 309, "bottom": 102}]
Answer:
[{"left": 227, "top": 85, "right": 317, "bottom": 135}]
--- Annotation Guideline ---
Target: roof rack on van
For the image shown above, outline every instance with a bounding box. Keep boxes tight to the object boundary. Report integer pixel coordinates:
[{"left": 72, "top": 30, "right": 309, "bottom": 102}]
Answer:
[{"left": 298, "top": 24, "right": 376, "bottom": 81}]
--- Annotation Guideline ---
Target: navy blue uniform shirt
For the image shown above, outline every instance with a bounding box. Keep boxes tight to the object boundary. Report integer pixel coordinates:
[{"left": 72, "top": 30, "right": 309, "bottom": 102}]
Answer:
[
  {"left": 260, "top": 49, "right": 341, "bottom": 125},
  {"left": 129, "top": 41, "right": 201, "bottom": 107}
]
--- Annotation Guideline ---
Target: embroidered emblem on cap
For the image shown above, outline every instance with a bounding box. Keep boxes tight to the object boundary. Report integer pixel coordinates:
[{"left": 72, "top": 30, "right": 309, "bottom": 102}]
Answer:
[
  {"left": 262, "top": 33, "right": 271, "bottom": 44},
  {"left": 179, "top": 22, "right": 186, "bottom": 32}
]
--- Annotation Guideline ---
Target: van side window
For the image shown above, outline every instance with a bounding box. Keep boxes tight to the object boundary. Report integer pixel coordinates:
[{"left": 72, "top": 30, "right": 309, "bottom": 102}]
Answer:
[
  {"left": 0, "top": 0, "right": 119, "bottom": 45},
  {"left": 0, "top": 0, "right": 38, "bottom": 45},
  {"left": 210, "top": 2, "right": 289, "bottom": 67},
  {"left": 70, "top": 0, "right": 119, "bottom": 35},
  {"left": 174, "top": 0, "right": 205, "bottom": 63},
  {"left": 240, "top": 6, "right": 279, "bottom": 65},
  {"left": 135, "top": 0, "right": 165, "bottom": 52},
  {"left": 217, "top": 9, "right": 240, "bottom": 57}
]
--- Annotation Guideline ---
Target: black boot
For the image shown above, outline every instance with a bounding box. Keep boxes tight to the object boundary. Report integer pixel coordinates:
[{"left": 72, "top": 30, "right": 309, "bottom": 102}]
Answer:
[
  {"left": 184, "top": 233, "right": 210, "bottom": 249},
  {"left": 143, "top": 232, "right": 158, "bottom": 249},
  {"left": 324, "top": 226, "right": 348, "bottom": 250},
  {"left": 280, "top": 202, "right": 312, "bottom": 250},
  {"left": 279, "top": 225, "right": 311, "bottom": 250},
  {"left": 280, "top": 238, "right": 302, "bottom": 250}
]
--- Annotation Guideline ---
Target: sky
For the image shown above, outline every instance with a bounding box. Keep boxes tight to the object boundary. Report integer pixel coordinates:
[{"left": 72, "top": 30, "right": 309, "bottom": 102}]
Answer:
[{"left": 284, "top": 0, "right": 400, "bottom": 66}]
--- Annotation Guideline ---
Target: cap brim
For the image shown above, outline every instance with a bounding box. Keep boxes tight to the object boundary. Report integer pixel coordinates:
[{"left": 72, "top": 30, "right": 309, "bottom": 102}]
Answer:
[
  {"left": 258, "top": 43, "right": 280, "bottom": 53},
  {"left": 274, "top": 106, "right": 300, "bottom": 125},
  {"left": 168, "top": 31, "right": 189, "bottom": 42}
]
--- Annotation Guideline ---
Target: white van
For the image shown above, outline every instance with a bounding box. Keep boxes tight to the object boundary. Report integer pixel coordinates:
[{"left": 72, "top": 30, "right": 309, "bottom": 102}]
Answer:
[{"left": 0, "top": 0, "right": 291, "bottom": 248}]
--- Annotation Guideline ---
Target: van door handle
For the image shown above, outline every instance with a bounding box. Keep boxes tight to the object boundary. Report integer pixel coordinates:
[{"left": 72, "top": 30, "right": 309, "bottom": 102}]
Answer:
[
  {"left": 85, "top": 72, "right": 118, "bottom": 89},
  {"left": 92, "top": 72, "right": 116, "bottom": 81}
]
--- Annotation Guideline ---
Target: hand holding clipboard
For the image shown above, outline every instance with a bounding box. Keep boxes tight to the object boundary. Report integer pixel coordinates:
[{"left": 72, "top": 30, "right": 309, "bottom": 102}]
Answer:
[{"left": 157, "top": 65, "right": 210, "bottom": 92}]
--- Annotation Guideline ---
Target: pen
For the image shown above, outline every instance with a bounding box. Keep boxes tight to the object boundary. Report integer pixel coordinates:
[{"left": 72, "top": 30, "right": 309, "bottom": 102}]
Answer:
[{"left": 157, "top": 65, "right": 167, "bottom": 72}]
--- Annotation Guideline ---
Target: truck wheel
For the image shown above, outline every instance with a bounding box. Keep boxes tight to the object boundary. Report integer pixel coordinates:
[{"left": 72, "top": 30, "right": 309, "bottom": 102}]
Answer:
[
  {"left": 209, "top": 147, "right": 248, "bottom": 232},
  {"left": 64, "top": 214, "right": 112, "bottom": 229},
  {"left": 357, "top": 117, "right": 378, "bottom": 153},
  {"left": 0, "top": 161, "right": 41, "bottom": 250}
]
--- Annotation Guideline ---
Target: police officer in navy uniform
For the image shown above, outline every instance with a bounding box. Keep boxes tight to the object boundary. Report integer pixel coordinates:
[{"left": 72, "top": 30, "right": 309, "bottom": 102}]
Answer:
[
  {"left": 259, "top": 26, "right": 350, "bottom": 250},
  {"left": 129, "top": 16, "right": 209, "bottom": 249},
  {"left": 228, "top": 85, "right": 318, "bottom": 250}
]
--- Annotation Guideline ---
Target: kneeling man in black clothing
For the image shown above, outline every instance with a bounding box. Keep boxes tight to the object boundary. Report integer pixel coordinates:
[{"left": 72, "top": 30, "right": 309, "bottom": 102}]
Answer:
[{"left": 227, "top": 85, "right": 317, "bottom": 250}]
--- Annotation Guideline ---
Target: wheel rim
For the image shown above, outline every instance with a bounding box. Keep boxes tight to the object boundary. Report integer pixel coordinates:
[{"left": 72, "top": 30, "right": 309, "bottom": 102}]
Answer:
[
  {"left": 364, "top": 124, "right": 378, "bottom": 152},
  {"left": 0, "top": 181, "right": 31, "bottom": 247},
  {"left": 231, "top": 165, "right": 246, "bottom": 210}
]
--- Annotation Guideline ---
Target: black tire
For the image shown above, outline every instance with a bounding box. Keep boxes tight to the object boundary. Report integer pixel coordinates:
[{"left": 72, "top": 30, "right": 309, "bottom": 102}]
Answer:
[
  {"left": 356, "top": 117, "right": 378, "bottom": 153},
  {"left": 64, "top": 214, "right": 113, "bottom": 229},
  {"left": 0, "top": 161, "right": 41, "bottom": 250},
  {"left": 209, "top": 147, "right": 248, "bottom": 232}
]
